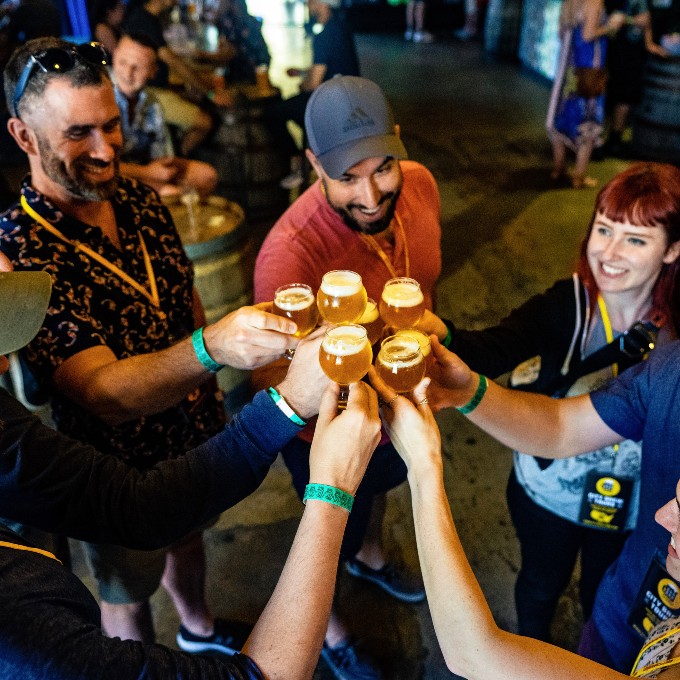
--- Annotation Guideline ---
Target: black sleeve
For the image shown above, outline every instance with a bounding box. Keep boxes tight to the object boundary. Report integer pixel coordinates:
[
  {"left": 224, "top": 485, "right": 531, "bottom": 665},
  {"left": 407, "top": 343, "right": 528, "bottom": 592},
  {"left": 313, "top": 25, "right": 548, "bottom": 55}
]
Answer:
[
  {"left": 447, "top": 278, "right": 579, "bottom": 379},
  {"left": 0, "top": 389, "right": 301, "bottom": 548},
  {"left": 0, "top": 544, "right": 264, "bottom": 680}
]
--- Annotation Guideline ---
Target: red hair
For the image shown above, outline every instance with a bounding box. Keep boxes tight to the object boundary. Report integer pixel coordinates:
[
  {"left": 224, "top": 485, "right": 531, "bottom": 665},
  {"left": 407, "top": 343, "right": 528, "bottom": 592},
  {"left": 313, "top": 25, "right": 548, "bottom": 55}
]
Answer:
[{"left": 576, "top": 163, "right": 680, "bottom": 334}]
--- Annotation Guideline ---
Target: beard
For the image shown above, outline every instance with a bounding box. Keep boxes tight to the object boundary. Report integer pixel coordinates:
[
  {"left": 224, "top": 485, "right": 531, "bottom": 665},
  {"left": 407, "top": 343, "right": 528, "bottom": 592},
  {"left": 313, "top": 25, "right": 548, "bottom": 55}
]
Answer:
[
  {"left": 37, "top": 135, "right": 120, "bottom": 202},
  {"left": 323, "top": 178, "right": 401, "bottom": 236}
]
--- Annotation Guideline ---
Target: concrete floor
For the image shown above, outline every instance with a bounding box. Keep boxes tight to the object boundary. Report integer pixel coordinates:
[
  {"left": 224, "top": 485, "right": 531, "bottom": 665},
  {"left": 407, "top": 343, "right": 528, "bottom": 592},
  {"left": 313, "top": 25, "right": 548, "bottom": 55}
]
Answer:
[{"left": 69, "top": 7, "right": 638, "bottom": 678}]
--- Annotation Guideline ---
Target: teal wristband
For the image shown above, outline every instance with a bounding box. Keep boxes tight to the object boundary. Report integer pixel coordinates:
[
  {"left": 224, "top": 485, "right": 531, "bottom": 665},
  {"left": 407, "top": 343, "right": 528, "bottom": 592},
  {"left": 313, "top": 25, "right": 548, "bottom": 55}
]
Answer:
[
  {"left": 303, "top": 483, "right": 354, "bottom": 513},
  {"left": 456, "top": 374, "right": 488, "bottom": 415},
  {"left": 192, "top": 327, "right": 224, "bottom": 373},
  {"left": 267, "top": 386, "right": 306, "bottom": 427},
  {"left": 442, "top": 325, "right": 453, "bottom": 349}
]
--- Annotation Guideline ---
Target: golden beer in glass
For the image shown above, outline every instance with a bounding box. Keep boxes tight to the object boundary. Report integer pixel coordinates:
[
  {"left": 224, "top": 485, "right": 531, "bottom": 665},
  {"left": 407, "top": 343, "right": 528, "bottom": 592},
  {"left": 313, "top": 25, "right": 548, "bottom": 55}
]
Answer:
[
  {"left": 319, "top": 324, "right": 373, "bottom": 408},
  {"left": 317, "top": 270, "right": 368, "bottom": 323},
  {"left": 379, "top": 277, "right": 425, "bottom": 330},
  {"left": 357, "top": 298, "right": 384, "bottom": 346},
  {"left": 376, "top": 334, "right": 426, "bottom": 393},
  {"left": 273, "top": 283, "right": 318, "bottom": 338}
]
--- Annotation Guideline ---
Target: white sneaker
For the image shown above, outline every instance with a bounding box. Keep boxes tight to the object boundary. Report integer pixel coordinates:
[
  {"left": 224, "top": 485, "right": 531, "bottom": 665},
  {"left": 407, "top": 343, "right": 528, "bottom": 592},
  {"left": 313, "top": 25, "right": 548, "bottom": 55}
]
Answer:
[
  {"left": 412, "top": 30, "right": 434, "bottom": 43},
  {"left": 280, "top": 171, "right": 304, "bottom": 190},
  {"left": 404, "top": 29, "right": 413, "bottom": 40}
]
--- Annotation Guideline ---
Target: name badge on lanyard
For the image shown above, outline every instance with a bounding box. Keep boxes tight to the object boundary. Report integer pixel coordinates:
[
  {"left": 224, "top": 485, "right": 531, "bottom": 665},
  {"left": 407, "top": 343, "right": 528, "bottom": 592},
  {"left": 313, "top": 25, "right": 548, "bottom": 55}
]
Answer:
[
  {"left": 577, "top": 471, "right": 633, "bottom": 531},
  {"left": 628, "top": 552, "right": 680, "bottom": 640}
]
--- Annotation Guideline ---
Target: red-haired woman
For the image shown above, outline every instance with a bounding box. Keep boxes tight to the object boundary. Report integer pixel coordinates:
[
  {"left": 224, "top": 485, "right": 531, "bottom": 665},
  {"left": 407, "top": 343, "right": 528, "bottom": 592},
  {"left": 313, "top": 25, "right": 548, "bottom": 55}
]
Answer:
[{"left": 425, "top": 162, "right": 680, "bottom": 645}]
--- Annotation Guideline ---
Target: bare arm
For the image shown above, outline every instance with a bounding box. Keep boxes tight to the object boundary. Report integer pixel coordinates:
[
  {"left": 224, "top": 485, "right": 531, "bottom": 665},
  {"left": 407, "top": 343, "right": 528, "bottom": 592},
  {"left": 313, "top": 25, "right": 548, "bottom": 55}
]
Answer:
[
  {"left": 300, "top": 64, "right": 326, "bottom": 92},
  {"left": 371, "top": 375, "right": 630, "bottom": 680},
  {"left": 582, "top": 0, "right": 624, "bottom": 41},
  {"left": 243, "top": 382, "right": 382, "bottom": 679},
  {"left": 52, "top": 304, "right": 301, "bottom": 425},
  {"left": 427, "top": 337, "right": 623, "bottom": 457}
]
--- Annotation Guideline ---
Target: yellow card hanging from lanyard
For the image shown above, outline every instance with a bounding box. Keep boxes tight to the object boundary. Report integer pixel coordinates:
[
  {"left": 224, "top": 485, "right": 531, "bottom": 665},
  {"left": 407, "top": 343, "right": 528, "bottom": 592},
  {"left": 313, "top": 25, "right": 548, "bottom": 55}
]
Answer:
[{"left": 20, "top": 195, "right": 160, "bottom": 308}]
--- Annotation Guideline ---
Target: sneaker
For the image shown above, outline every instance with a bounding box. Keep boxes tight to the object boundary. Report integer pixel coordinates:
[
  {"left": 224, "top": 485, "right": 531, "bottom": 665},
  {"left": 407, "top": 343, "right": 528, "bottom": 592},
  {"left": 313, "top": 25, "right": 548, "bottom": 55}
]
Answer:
[
  {"left": 412, "top": 30, "right": 434, "bottom": 43},
  {"left": 345, "top": 557, "right": 425, "bottom": 603},
  {"left": 176, "top": 618, "right": 252, "bottom": 655},
  {"left": 321, "top": 639, "right": 382, "bottom": 680},
  {"left": 279, "top": 170, "right": 304, "bottom": 190},
  {"left": 404, "top": 29, "right": 413, "bottom": 40}
]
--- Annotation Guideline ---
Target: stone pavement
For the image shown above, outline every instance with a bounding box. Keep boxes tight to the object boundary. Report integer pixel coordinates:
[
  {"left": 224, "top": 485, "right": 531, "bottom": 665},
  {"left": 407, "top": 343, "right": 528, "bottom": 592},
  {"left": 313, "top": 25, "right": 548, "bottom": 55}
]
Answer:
[{"left": 68, "top": 13, "right": 634, "bottom": 679}]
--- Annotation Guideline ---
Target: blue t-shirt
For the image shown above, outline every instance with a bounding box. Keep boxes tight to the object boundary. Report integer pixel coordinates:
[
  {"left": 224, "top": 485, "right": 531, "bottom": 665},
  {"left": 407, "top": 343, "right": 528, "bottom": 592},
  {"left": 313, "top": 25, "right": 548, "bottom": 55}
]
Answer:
[{"left": 589, "top": 340, "right": 680, "bottom": 671}]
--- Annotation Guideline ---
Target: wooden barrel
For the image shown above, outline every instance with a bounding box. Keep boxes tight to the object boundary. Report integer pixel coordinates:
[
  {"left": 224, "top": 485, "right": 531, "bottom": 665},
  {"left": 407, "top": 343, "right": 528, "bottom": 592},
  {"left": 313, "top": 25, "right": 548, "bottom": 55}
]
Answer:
[
  {"left": 197, "top": 91, "right": 289, "bottom": 221},
  {"left": 632, "top": 56, "right": 680, "bottom": 163},
  {"left": 167, "top": 195, "right": 255, "bottom": 414}
]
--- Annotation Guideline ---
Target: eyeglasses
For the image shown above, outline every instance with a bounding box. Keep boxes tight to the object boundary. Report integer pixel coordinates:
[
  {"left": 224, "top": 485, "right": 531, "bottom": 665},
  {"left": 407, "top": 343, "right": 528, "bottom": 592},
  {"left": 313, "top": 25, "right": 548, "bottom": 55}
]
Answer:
[{"left": 12, "top": 42, "right": 110, "bottom": 118}]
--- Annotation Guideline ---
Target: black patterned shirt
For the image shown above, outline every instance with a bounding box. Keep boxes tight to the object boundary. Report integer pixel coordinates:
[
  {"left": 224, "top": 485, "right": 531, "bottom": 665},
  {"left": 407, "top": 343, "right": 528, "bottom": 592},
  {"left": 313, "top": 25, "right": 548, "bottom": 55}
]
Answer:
[{"left": 0, "top": 177, "right": 225, "bottom": 467}]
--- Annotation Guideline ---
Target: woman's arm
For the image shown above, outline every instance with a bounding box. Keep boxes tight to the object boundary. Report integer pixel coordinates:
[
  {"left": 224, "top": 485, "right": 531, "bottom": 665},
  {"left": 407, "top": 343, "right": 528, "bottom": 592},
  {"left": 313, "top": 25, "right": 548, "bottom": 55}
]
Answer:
[
  {"left": 371, "top": 374, "right": 630, "bottom": 680},
  {"left": 582, "top": 0, "right": 625, "bottom": 41}
]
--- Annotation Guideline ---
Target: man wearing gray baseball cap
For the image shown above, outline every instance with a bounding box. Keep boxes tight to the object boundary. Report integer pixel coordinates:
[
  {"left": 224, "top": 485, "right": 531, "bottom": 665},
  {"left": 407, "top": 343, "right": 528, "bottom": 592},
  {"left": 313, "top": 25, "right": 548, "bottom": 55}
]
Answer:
[
  {"left": 254, "top": 75, "right": 445, "bottom": 680},
  {"left": 0, "top": 250, "right": 382, "bottom": 679}
]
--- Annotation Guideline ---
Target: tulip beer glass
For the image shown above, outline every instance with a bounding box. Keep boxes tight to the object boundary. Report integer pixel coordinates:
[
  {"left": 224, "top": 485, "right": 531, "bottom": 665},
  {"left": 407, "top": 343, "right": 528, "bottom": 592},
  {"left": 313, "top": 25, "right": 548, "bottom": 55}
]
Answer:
[
  {"left": 273, "top": 283, "right": 318, "bottom": 338},
  {"left": 319, "top": 324, "right": 373, "bottom": 408},
  {"left": 317, "top": 270, "right": 368, "bottom": 324},
  {"left": 357, "top": 298, "right": 384, "bottom": 346},
  {"left": 376, "top": 334, "right": 426, "bottom": 393},
  {"left": 379, "top": 277, "right": 425, "bottom": 330}
]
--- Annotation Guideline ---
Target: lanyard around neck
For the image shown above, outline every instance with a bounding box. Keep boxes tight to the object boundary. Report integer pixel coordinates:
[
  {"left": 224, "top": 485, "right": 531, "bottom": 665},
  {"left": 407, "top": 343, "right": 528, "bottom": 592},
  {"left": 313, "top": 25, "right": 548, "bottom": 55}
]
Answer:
[
  {"left": 0, "top": 540, "right": 62, "bottom": 564},
  {"left": 597, "top": 294, "right": 618, "bottom": 377},
  {"left": 630, "top": 624, "right": 680, "bottom": 677},
  {"left": 21, "top": 194, "right": 160, "bottom": 308},
  {"left": 359, "top": 213, "right": 410, "bottom": 279}
]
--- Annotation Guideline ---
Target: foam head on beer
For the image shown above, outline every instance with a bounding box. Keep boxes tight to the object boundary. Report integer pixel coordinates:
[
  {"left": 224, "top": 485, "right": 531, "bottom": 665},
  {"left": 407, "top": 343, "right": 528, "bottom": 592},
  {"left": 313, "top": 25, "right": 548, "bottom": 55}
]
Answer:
[
  {"left": 317, "top": 270, "right": 368, "bottom": 323},
  {"left": 274, "top": 283, "right": 318, "bottom": 338},
  {"left": 380, "top": 277, "right": 425, "bottom": 330},
  {"left": 304, "top": 76, "right": 408, "bottom": 179}
]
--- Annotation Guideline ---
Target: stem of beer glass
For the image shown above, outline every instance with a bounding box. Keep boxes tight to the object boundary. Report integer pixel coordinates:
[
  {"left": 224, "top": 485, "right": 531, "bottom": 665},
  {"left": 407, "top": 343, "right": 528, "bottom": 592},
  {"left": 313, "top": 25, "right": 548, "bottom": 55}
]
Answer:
[{"left": 338, "top": 384, "right": 350, "bottom": 410}]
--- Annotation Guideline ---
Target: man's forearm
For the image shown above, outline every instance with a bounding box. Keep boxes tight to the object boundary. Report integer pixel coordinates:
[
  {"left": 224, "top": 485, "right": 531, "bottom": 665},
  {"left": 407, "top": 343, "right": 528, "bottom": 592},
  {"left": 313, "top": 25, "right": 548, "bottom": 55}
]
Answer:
[
  {"left": 54, "top": 333, "right": 212, "bottom": 425},
  {"left": 243, "top": 501, "right": 347, "bottom": 679}
]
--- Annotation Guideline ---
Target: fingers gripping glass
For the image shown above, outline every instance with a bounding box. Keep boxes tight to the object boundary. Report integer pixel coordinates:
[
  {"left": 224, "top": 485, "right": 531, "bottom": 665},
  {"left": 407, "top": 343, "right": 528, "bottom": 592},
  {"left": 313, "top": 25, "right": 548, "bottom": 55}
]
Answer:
[{"left": 12, "top": 42, "right": 111, "bottom": 117}]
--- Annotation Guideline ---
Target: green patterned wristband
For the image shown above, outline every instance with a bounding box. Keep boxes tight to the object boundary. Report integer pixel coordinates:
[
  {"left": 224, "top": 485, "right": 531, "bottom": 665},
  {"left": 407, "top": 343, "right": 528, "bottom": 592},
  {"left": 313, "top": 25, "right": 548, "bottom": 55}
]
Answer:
[
  {"left": 192, "top": 327, "right": 224, "bottom": 373},
  {"left": 456, "top": 374, "right": 488, "bottom": 415},
  {"left": 303, "top": 483, "right": 354, "bottom": 513}
]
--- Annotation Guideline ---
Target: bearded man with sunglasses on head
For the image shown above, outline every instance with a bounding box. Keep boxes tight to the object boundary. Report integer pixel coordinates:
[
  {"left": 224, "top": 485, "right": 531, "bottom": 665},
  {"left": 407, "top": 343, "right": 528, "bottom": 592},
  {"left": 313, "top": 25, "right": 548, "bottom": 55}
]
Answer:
[{"left": 0, "top": 36, "right": 325, "bottom": 656}]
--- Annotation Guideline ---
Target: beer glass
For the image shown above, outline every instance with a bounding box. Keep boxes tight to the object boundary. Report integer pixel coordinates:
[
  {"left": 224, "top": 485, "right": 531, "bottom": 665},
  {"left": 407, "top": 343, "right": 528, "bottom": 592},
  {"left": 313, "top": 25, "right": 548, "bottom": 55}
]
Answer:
[
  {"left": 319, "top": 324, "right": 373, "bottom": 408},
  {"left": 357, "top": 298, "right": 384, "bottom": 346},
  {"left": 376, "top": 334, "right": 426, "bottom": 394},
  {"left": 395, "top": 329, "right": 432, "bottom": 375},
  {"left": 316, "top": 270, "right": 368, "bottom": 324},
  {"left": 379, "top": 277, "right": 425, "bottom": 330},
  {"left": 273, "top": 283, "right": 318, "bottom": 338}
]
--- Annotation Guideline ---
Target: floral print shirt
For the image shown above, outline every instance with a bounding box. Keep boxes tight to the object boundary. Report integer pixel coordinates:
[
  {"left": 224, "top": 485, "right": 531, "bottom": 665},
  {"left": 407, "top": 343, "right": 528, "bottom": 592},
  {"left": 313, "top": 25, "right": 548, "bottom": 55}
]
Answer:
[{"left": 0, "top": 177, "right": 225, "bottom": 467}]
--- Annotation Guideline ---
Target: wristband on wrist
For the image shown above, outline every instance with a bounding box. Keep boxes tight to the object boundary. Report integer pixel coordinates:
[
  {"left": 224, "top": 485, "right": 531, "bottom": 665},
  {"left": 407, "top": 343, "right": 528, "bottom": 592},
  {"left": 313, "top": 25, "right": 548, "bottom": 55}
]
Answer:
[
  {"left": 267, "top": 386, "right": 306, "bottom": 426},
  {"left": 456, "top": 374, "right": 488, "bottom": 415},
  {"left": 442, "top": 320, "right": 454, "bottom": 349},
  {"left": 191, "top": 327, "right": 224, "bottom": 373},
  {"left": 303, "top": 483, "right": 354, "bottom": 513}
]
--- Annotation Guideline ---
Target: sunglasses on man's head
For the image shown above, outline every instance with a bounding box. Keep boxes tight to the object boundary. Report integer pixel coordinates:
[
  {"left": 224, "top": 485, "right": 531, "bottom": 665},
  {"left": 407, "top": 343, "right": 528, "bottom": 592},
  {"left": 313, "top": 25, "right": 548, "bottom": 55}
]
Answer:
[{"left": 12, "top": 42, "right": 110, "bottom": 118}]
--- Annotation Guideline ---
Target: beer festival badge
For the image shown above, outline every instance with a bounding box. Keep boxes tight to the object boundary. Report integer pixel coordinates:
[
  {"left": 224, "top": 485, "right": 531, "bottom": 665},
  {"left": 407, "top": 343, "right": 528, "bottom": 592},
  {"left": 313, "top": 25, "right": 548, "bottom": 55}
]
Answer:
[
  {"left": 577, "top": 471, "right": 633, "bottom": 531},
  {"left": 628, "top": 552, "right": 680, "bottom": 639}
]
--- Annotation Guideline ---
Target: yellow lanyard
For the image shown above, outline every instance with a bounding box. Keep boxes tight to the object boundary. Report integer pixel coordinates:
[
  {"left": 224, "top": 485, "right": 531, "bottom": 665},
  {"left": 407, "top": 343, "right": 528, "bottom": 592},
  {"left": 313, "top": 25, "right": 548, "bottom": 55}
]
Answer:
[
  {"left": 597, "top": 294, "right": 618, "bottom": 378},
  {"left": 0, "top": 540, "right": 62, "bottom": 564},
  {"left": 631, "top": 624, "right": 680, "bottom": 677},
  {"left": 20, "top": 195, "right": 160, "bottom": 308},
  {"left": 359, "top": 213, "right": 410, "bottom": 279}
]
